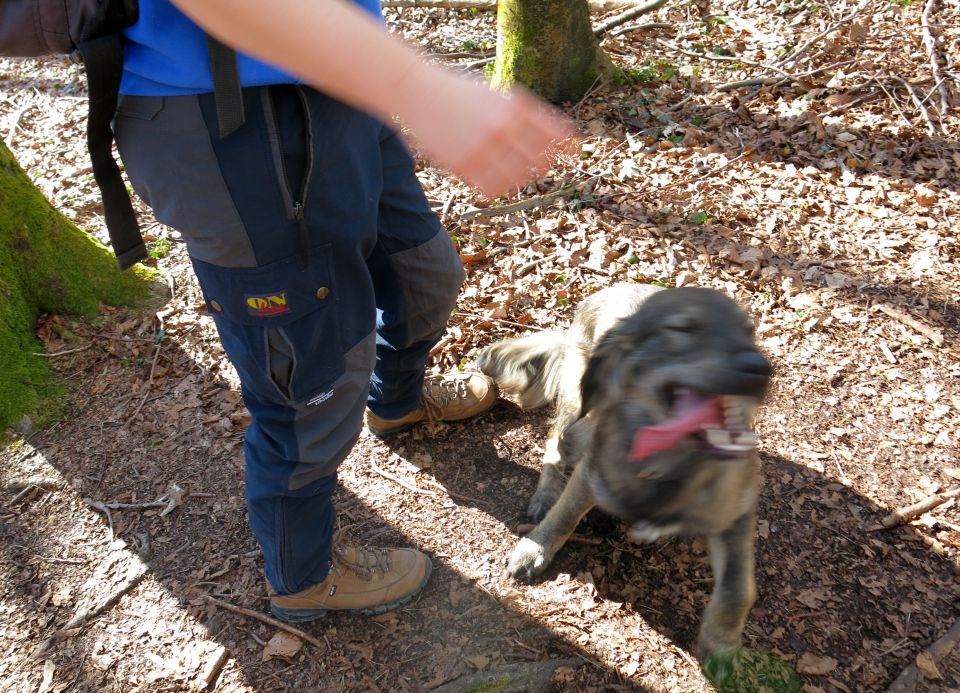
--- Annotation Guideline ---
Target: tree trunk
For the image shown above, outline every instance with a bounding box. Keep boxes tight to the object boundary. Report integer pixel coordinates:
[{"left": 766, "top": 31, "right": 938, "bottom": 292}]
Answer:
[
  {"left": 490, "top": 0, "right": 615, "bottom": 103},
  {"left": 0, "top": 139, "right": 162, "bottom": 431}
]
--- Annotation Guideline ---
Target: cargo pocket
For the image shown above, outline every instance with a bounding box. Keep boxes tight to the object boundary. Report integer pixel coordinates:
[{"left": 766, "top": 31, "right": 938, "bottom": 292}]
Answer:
[
  {"left": 112, "top": 95, "right": 167, "bottom": 214},
  {"left": 192, "top": 243, "right": 343, "bottom": 405}
]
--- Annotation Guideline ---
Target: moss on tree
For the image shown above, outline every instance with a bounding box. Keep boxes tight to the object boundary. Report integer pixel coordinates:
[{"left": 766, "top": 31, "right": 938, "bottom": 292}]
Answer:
[
  {"left": 0, "top": 140, "right": 159, "bottom": 431},
  {"left": 489, "top": 0, "right": 616, "bottom": 103}
]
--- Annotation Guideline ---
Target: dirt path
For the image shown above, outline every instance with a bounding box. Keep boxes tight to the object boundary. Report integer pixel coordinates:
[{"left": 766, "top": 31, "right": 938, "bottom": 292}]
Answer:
[{"left": 2, "top": 0, "right": 960, "bottom": 690}]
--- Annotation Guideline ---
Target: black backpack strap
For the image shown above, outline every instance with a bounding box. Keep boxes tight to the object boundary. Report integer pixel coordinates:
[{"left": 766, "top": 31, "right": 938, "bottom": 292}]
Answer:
[
  {"left": 77, "top": 32, "right": 147, "bottom": 271},
  {"left": 205, "top": 34, "right": 245, "bottom": 138}
]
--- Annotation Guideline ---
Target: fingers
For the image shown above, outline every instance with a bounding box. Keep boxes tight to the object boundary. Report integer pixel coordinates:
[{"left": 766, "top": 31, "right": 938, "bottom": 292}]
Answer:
[
  {"left": 401, "top": 67, "right": 578, "bottom": 198},
  {"left": 458, "top": 88, "right": 577, "bottom": 197}
]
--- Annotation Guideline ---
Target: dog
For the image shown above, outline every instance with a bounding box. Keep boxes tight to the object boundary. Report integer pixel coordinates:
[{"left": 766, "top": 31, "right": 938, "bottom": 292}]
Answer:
[{"left": 477, "top": 283, "right": 771, "bottom": 659}]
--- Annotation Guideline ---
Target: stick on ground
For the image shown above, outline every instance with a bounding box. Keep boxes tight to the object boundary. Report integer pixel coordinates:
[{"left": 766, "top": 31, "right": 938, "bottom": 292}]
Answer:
[
  {"left": 874, "top": 487, "right": 960, "bottom": 530},
  {"left": 885, "top": 617, "right": 960, "bottom": 692},
  {"left": 204, "top": 596, "right": 328, "bottom": 651}
]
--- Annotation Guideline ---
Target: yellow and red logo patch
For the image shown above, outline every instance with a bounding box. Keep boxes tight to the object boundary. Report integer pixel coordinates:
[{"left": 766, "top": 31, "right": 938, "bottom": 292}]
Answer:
[{"left": 245, "top": 291, "right": 290, "bottom": 317}]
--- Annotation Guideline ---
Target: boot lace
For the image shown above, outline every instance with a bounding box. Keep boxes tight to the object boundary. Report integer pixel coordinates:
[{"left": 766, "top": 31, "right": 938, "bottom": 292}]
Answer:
[
  {"left": 330, "top": 533, "right": 391, "bottom": 581},
  {"left": 421, "top": 375, "right": 469, "bottom": 419}
]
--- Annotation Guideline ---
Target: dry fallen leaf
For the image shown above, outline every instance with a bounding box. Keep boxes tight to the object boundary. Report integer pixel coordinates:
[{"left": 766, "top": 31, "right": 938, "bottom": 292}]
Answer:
[
  {"left": 915, "top": 650, "right": 942, "bottom": 680},
  {"left": 796, "top": 653, "right": 838, "bottom": 676},
  {"left": 262, "top": 631, "right": 303, "bottom": 662}
]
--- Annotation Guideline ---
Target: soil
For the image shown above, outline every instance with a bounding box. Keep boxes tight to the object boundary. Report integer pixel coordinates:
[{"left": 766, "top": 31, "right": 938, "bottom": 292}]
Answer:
[{"left": 1, "top": 1, "right": 959, "bottom": 691}]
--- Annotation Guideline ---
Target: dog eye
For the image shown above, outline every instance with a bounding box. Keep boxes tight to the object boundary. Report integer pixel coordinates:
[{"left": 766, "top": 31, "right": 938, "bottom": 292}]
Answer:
[{"left": 664, "top": 318, "right": 698, "bottom": 334}]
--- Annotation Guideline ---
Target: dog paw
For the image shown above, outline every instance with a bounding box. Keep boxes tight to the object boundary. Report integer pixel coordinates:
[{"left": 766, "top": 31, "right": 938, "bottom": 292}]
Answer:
[{"left": 507, "top": 537, "right": 552, "bottom": 581}]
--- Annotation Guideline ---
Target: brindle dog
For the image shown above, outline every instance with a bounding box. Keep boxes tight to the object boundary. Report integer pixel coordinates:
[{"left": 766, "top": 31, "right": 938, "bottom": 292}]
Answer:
[{"left": 477, "top": 283, "right": 772, "bottom": 659}]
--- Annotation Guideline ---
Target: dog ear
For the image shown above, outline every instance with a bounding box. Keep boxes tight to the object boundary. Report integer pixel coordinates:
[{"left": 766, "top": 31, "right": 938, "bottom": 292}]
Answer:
[
  {"left": 580, "top": 316, "right": 652, "bottom": 416},
  {"left": 580, "top": 337, "right": 627, "bottom": 416},
  {"left": 558, "top": 414, "right": 595, "bottom": 463}
]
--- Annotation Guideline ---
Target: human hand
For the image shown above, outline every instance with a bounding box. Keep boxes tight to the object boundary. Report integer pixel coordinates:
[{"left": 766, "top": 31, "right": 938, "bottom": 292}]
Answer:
[{"left": 396, "top": 65, "right": 576, "bottom": 198}]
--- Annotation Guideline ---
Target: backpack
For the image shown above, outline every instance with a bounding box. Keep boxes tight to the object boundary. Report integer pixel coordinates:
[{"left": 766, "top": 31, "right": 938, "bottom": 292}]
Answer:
[{"left": 0, "top": 0, "right": 242, "bottom": 270}]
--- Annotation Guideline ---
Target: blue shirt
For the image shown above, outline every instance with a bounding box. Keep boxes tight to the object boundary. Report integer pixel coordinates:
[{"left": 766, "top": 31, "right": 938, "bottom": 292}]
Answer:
[{"left": 120, "top": 0, "right": 383, "bottom": 95}]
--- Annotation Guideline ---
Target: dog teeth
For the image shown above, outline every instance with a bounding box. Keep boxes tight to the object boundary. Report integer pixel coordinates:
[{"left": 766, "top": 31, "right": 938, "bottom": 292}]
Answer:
[
  {"left": 722, "top": 397, "right": 746, "bottom": 430},
  {"left": 705, "top": 428, "right": 756, "bottom": 452}
]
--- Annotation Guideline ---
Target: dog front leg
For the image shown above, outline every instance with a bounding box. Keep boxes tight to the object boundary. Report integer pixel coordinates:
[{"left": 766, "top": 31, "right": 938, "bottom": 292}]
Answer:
[
  {"left": 698, "top": 511, "right": 757, "bottom": 660},
  {"left": 527, "top": 431, "right": 568, "bottom": 521},
  {"left": 508, "top": 460, "right": 595, "bottom": 580}
]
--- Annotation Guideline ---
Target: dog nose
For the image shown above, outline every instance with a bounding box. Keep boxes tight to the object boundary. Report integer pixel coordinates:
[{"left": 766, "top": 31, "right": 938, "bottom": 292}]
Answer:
[{"left": 735, "top": 350, "right": 771, "bottom": 377}]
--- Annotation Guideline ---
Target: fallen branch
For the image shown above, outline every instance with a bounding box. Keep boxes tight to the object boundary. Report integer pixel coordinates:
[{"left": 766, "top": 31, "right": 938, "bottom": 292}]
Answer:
[
  {"left": 203, "top": 596, "right": 328, "bottom": 651},
  {"left": 885, "top": 617, "right": 960, "bottom": 692},
  {"left": 459, "top": 176, "right": 600, "bottom": 221},
  {"left": 609, "top": 21, "right": 674, "bottom": 38},
  {"left": 516, "top": 523, "right": 604, "bottom": 545},
  {"left": 874, "top": 304, "right": 944, "bottom": 347},
  {"left": 370, "top": 461, "right": 437, "bottom": 497},
  {"left": 593, "top": 0, "right": 670, "bottom": 37},
  {"left": 873, "top": 487, "right": 960, "bottom": 530},
  {"left": 921, "top": 0, "right": 951, "bottom": 116},
  {"left": 715, "top": 59, "right": 856, "bottom": 92},
  {"left": 31, "top": 344, "right": 91, "bottom": 358},
  {"left": 33, "top": 555, "right": 148, "bottom": 659}
]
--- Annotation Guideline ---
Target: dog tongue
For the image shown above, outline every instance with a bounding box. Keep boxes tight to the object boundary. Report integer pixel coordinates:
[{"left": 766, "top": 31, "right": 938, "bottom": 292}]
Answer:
[{"left": 629, "top": 390, "right": 723, "bottom": 461}]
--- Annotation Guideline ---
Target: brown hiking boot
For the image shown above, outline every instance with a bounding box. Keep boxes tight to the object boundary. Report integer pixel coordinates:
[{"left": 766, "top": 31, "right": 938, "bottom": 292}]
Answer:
[
  {"left": 269, "top": 537, "right": 432, "bottom": 622},
  {"left": 366, "top": 371, "right": 497, "bottom": 438}
]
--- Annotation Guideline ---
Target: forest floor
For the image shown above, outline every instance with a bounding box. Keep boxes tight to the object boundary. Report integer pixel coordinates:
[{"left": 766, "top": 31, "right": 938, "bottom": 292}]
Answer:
[{"left": 2, "top": 0, "right": 960, "bottom": 690}]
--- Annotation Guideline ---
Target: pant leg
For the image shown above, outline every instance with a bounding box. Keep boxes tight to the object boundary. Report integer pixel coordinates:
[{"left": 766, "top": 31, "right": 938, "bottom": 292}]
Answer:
[
  {"left": 114, "top": 85, "right": 384, "bottom": 594},
  {"left": 366, "top": 126, "right": 466, "bottom": 420}
]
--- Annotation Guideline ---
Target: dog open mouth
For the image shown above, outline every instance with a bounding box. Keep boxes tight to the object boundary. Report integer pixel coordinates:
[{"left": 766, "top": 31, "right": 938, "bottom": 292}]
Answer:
[{"left": 629, "top": 387, "right": 757, "bottom": 461}]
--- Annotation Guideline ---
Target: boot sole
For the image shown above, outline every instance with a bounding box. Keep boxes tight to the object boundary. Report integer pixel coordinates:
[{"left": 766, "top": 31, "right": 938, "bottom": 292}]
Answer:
[
  {"left": 366, "top": 420, "right": 419, "bottom": 439},
  {"left": 269, "top": 557, "right": 432, "bottom": 623},
  {"left": 366, "top": 395, "right": 499, "bottom": 439}
]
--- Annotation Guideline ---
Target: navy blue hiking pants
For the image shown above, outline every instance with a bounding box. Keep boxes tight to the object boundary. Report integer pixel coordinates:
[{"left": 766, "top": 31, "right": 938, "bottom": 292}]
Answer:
[{"left": 114, "top": 85, "right": 465, "bottom": 594}]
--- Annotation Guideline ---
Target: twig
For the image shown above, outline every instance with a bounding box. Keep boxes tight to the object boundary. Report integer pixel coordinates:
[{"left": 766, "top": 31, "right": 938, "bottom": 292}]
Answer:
[
  {"left": 453, "top": 312, "right": 546, "bottom": 332},
  {"left": 609, "top": 21, "right": 674, "bottom": 38},
  {"left": 462, "top": 55, "right": 496, "bottom": 71},
  {"left": 459, "top": 176, "right": 600, "bottom": 221},
  {"left": 874, "top": 304, "right": 944, "bottom": 346},
  {"left": 516, "top": 252, "right": 559, "bottom": 278},
  {"left": 203, "top": 596, "right": 329, "bottom": 651},
  {"left": 715, "top": 59, "right": 856, "bottom": 92},
  {"left": 515, "top": 523, "right": 604, "bottom": 545},
  {"left": 421, "top": 477, "right": 488, "bottom": 506},
  {"left": 889, "top": 75, "right": 940, "bottom": 135},
  {"left": 83, "top": 498, "right": 115, "bottom": 539},
  {"left": 921, "top": 0, "right": 952, "bottom": 116},
  {"left": 594, "top": 0, "right": 670, "bottom": 37},
  {"left": 128, "top": 339, "right": 164, "bottom": 421},
  {"left": 31, "top": 344, "right": 92, "bottom": 358},
  {"left": 198, "top": 645, "right": 231, "bottom": 690},
  {"left": 872, "top": 76, "right": 916, "bottom": 130},
  {"left": 370, "top": 461, "right": 437, "bottom": 496},
  {"left": 872, "top": 487, "right": 960, "bottom": 530},
  {"left": 8, "top": 484, "right": 40, "bottom": 506},
  {"left": 775, "top": 0, "right": 871, "bottom": 69},
  {"left": 33, "top": 560, "right": 148, "bottom": 659},
  {"left": 885, "top": 618, "right": 960, "bottom": 692},
  {"left": 92, "top": 499, "right": 169, "bottom": 510}
]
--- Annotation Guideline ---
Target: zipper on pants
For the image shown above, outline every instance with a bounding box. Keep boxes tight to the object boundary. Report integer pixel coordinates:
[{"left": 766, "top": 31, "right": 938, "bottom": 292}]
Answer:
[{"left": 263, "top": 85, "right": 315, "bottom": 267}]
